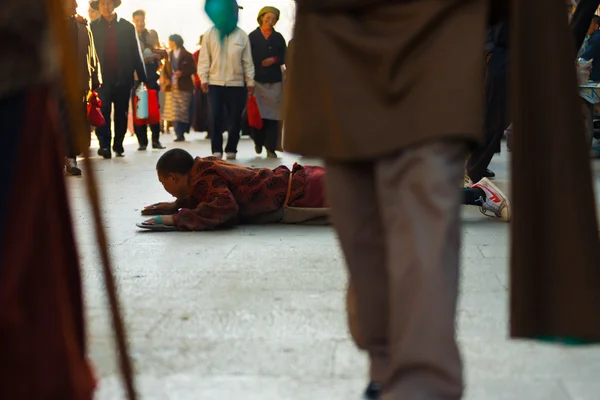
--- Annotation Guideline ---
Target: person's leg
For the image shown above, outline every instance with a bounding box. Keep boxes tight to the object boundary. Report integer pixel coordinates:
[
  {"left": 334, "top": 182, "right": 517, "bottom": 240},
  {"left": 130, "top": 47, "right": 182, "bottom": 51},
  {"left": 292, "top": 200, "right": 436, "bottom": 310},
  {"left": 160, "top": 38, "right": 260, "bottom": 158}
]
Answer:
[
  {"left": 174, "top": 120, "right": 186, "bottom": 141},
  {"left": 264, "top": 119, "right": 280, "bottom": 157},
  {"left": 467, "top": 48, "right": 508, "bottom": 182},
  {"left": 112, "top": 85, "right": 131, "bottom": 156},
  {"left": 252, "top": 125, "right": 266, "bottom": 154},
  {"left": 134, "top": 124, "right": 149, "bottom": 149},
  {"left": 375, "top": 140, "right": 464, "bottom": 399},
  {"left": 224, "top": 87, "right": 247, "bottom": 155},
  {"left": 208, "top": 85, "right": 225, "bottom": 155},
  {"left": 95, "top": 85, "right": 113, "bottom": 158},
  {"left": 150, "top": 123, "right": 164, "bottom": 148},
  {"left": 325, "top": 160, "right": 389, "bottom": 391}
]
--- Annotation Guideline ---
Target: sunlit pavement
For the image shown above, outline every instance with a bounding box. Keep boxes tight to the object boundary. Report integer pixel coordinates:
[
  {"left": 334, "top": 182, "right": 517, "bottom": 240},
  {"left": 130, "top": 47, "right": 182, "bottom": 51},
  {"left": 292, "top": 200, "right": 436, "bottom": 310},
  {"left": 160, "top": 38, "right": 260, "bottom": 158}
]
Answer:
[{"left": 67, "top": 132, "right": 600, "bottom": 400}]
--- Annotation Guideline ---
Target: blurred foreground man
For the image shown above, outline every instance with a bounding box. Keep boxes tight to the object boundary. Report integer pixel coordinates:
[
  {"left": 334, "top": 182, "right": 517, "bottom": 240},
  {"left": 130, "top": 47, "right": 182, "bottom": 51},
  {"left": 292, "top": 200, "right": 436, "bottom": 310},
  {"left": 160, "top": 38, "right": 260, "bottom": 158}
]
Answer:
[
  {"left": 0, "top": 1, "right": 96, "bottom": 398},
  {"left": 285, "top": 1, "right": 488, "bottom": 398},
  {"left": 285, "top": 0, "right": 600, "bottom": 398}
]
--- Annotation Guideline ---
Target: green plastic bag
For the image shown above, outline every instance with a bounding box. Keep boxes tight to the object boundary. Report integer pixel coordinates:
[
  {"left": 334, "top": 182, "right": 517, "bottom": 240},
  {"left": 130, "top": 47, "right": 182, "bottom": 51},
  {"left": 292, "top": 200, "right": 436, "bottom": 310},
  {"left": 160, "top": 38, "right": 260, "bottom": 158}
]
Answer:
[{"left": 205, "top": 0, "right": 239, "bottom": 39}]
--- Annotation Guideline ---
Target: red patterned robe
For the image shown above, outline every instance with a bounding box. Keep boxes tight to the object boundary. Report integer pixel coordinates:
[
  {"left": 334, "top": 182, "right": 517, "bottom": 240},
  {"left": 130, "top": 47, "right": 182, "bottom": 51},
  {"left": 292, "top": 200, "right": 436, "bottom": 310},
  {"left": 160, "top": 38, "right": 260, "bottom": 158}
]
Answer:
[{"left": 172, "top": 157, "right": 326, "bottom": 231}]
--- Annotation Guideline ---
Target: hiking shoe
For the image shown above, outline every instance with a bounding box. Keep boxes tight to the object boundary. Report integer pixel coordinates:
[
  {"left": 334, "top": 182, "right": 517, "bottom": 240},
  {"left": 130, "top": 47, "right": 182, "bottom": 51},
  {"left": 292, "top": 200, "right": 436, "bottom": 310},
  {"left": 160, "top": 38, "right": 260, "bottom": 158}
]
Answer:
[
  {"left": 213, "top": 152, "right": 223, "bottom": 159},
  {"left": 266, "top": 151, "right": 278, "bottom": 159},
  {"left": 472, "top": 178, "right": 511, "bottom": 222},
  {"left": 226, "top": 152, "right": 236, "bottom": 160},
  {"left": 65, "top": 157, "right": 82, "bottom": 176}
]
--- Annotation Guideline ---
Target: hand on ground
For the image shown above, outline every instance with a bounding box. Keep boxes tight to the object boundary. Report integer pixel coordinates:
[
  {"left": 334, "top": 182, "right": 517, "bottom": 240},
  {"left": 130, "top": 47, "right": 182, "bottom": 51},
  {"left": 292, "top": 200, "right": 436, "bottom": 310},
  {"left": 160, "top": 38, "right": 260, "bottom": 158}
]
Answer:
[{"left": 142, "top": 202, "right": 177, "bottom": 215}]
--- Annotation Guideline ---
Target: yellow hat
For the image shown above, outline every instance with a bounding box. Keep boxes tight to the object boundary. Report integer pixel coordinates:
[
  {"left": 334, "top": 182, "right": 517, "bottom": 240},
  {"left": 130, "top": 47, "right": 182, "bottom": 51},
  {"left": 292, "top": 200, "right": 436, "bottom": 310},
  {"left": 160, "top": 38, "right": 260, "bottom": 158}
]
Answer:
[{"left": 257, "top": 6, "right": 280, "bottom": 24}]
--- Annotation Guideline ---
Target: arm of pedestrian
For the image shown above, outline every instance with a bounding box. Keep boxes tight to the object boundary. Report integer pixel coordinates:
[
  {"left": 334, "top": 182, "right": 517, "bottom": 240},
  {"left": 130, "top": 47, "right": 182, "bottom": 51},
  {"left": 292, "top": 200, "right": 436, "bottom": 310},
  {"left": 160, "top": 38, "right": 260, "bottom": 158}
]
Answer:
[
  {"left": 132, "top": 24, "right": 148, "bottom": 83},
  {"left": 242, "top": 34, "right": 255, "bottom": 87},
  {"left": 198, "top": 29, "right": 211, "bottom": 84}
]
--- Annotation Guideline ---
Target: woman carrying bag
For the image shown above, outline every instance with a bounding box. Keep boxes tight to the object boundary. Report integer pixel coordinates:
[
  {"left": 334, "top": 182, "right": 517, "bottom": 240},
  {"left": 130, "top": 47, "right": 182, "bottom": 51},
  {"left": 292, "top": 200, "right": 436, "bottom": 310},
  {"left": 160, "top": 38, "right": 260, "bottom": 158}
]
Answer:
[
  {"left": 248, "top": 6, "right": 287, "bottom": 158},
  {"left": 161, "top": 34, "right": 196, "bottom": 142}
]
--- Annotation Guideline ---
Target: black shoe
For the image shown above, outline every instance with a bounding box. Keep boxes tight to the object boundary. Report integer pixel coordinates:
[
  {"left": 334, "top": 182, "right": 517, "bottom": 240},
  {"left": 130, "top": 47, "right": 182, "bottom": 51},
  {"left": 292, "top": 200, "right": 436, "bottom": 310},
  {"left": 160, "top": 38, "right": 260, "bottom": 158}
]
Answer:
[
  {"left": 64, "top": 157, "right": 82, "bottom": 176},
  {"left": 266, "top": 150, "right": 278, "bottom": 159},
  {"left": 484, "top": 169, "right": 496, "bottom": 178},
  {"left": 115, "top": 152, "right": 125, "bottom": 157},
  {"left": 138, "top": 145, "right": 147, "bottom": 151},
  {"left": 174, "top": 137, "right": 185, "bottom": 142},
  {"left": 98, "top": 148, "right": 111, "bottom": 159},
  {"left": 255, "top": 143, "right": 263, "bottom": 154},
  {"left": 363, "top": 382, "right": 382, "bottom": 400},
  {"left": 152, "top": 142, "right": 166, "bottom": 149}
]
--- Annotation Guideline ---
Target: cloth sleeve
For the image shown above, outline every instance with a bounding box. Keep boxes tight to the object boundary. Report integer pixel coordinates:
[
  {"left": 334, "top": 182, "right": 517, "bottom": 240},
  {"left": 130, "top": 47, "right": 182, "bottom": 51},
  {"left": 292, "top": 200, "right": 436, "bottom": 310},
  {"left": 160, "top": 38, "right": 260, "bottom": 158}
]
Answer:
[
  {"left": 198, "top": 30, "right": 212, "bottom": 83},
  {"left": 242, "top": 34, "right": 256, "bottom": 86},
  {"left": 131, "top": 24, "right": 148, "bottom": 83},
  {"left": 172, "top": 175, "right": 239, "bottom": 231}
]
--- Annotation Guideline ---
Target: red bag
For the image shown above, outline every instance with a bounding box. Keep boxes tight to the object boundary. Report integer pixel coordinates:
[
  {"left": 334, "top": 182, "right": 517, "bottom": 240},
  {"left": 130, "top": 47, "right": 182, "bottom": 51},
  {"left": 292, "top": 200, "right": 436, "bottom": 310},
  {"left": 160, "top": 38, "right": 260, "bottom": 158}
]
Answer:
[
  {"left": 247, "top": 94, "right": 263, "bottom": 130},
  {"left": 134, "top": 88, "right": 161, "bottom": 126},
  {"left": 87, "top": 91, "right": 106, "bottom": 127}
]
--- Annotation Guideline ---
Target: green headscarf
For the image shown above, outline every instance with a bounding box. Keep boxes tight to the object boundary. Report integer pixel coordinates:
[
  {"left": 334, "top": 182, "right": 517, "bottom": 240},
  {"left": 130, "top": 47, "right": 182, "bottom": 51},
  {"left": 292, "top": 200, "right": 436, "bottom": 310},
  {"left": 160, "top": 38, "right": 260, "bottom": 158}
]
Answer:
[{"left": 257, "top": 6, "right": 280, "bottom": 25}]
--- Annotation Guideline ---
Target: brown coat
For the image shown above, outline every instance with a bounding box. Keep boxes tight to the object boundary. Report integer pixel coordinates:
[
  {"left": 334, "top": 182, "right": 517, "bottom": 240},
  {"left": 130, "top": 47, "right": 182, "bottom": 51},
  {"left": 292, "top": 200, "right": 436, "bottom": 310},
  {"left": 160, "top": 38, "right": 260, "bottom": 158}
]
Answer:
[
  {"left": 161, "top": 47, "right": 196, "bottom": 93},
  {"left": 283, "top": 0, "right": 487, "bottom": 161}
]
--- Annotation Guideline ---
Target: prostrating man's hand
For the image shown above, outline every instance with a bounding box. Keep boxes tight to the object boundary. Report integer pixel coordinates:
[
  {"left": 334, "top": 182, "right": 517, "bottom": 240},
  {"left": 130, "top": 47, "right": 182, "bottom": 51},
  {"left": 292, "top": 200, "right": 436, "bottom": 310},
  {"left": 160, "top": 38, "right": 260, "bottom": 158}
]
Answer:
[
  {"left": 142, "top": 201, "right": 178, "bottom": 215},
  {"left": 143, "top": 215, "right": 175, "bottom": 226}
]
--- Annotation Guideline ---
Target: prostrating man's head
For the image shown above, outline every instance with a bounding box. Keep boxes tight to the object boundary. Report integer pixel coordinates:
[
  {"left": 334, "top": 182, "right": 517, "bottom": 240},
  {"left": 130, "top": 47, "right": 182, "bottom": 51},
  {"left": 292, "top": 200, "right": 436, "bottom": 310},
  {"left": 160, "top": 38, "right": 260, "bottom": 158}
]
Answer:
[{"left": 156, "top": 149, "right": 195, "bottom": 199}]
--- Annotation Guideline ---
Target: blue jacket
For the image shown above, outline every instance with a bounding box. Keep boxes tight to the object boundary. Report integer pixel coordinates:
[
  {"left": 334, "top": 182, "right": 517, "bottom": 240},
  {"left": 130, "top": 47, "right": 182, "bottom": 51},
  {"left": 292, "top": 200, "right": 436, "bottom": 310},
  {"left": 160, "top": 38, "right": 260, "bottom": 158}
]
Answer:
[{"left": 581, "top": 30, "right": 600, "bottom": 81}]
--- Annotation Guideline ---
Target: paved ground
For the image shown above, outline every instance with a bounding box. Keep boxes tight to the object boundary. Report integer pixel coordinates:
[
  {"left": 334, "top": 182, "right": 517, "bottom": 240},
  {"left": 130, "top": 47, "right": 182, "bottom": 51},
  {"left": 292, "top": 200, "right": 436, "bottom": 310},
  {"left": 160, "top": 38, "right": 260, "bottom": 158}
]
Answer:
[{"left": 66, "top": 132, "right": 600, "bottom": 400}]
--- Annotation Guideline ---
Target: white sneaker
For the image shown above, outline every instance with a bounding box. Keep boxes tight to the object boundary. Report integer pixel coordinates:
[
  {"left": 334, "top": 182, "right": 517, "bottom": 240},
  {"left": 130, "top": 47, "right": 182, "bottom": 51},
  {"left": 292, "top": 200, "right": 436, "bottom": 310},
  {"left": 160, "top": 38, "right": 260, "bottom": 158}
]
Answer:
[
  {"left": 213, "top": 152, "right": 223, "bottom": 159},
  {"left": 472, "top": 178, "right": 511, "bottom": 222},
  {"left": 226, "top": 152, "right": 236, "bottom": 160}
]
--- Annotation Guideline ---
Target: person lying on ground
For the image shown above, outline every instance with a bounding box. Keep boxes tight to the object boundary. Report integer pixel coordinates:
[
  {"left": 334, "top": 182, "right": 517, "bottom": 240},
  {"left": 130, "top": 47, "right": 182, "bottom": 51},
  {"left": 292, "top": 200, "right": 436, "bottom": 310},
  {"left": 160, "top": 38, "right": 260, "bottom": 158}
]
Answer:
[{"left": 138, "top": 149, "right": 511, "bottom": 231}]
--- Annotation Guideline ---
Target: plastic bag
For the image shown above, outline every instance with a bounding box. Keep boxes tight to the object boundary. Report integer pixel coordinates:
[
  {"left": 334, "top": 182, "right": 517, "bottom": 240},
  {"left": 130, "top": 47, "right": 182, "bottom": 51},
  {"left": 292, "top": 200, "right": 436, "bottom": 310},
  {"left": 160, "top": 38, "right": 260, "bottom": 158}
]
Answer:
[
  {"left": 247, "top": 94, "right": 263, "bottom": 130},
  {"left": 134, "top": 89, "right": 160, "bottom": 126},
  {"left": 577, "top": 58, "right": 593, "bottom": 85},
  {"left": 87, "top": 91, "right": 106, "bottom": 127}
]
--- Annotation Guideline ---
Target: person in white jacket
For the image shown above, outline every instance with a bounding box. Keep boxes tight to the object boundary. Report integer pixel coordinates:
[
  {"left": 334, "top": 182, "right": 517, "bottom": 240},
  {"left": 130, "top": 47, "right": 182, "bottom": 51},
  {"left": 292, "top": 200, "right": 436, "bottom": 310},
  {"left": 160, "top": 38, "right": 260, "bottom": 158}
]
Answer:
[{"left": 198, "top": 13, "right": 255, "bottom": 160}]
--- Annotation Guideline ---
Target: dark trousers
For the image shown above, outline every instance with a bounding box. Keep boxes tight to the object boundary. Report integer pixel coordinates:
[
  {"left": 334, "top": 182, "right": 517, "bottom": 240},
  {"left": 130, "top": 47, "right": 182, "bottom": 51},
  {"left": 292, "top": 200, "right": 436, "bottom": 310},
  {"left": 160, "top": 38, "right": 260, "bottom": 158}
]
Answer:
[
  {"left": 57, "top": 92, "right": 88, "bottom": 159},
  {"left": 467, "top": 48, "right": 508, "bottom": 182},
  {"left": 134, "top": 123, "right": 161, "bottom": 147},
  {"left": 252, "top": 119, "right": 280, "bottom": 152},
  {"left": 208, "top": 85, "right": 247, "bottom": 154},
  {"left": 132, "top": 86, "right": 161, "bottom": 147},
  {"left": 96, "top": 84, "right": 131, "bottom": 153}
]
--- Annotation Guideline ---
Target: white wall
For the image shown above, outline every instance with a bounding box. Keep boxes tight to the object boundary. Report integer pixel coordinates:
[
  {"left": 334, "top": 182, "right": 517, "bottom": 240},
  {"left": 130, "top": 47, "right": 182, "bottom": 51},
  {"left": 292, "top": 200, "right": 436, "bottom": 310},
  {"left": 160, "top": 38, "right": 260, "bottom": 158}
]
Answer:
[{"left": 80, "top": 0, "right": 296, "bottom": 49}]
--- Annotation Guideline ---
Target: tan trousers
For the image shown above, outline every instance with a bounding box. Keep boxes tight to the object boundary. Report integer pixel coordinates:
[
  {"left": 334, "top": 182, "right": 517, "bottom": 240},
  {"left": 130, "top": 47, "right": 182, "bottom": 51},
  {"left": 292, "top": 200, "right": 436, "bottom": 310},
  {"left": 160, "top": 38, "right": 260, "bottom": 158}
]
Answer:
[{"left": 325, "top": 140, "right": 465, "bottom": 399}]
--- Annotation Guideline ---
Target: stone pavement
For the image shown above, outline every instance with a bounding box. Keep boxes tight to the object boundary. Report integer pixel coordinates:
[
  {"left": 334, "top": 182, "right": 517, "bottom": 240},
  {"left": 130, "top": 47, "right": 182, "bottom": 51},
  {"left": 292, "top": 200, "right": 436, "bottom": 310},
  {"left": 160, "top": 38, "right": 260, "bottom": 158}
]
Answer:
[{"left": 66, "top": 132, "right": 600, "bottom": 400}]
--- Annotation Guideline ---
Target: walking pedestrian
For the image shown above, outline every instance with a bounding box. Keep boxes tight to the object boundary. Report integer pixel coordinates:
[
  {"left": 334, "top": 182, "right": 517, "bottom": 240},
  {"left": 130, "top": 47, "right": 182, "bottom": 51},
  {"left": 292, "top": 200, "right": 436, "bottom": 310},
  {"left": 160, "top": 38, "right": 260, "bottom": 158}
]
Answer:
[
  {"left": 90, "top": 0, "right": 147, "bottom": 158},
  {"left": 198, "top": 1, "right": 254, "bottom": 160}
]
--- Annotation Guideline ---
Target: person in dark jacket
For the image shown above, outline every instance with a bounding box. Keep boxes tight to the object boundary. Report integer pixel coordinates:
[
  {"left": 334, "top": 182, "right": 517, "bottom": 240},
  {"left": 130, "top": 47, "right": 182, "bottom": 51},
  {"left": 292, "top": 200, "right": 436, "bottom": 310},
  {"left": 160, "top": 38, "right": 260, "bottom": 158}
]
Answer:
[
  {"left": 581, "top": 16, "right": 600, "bottom": 81},
  {"left": 132, "top": 9, "right": 166, "bottom": 151},
  {"left": 248, "top": 6, "right": 287, "bottom": 158},
  {"left": 466, "top": 17, "right": 509, "bottom": 183},
  {"left": 90, "top": 0, "right": 147, "bottom": 158}
]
